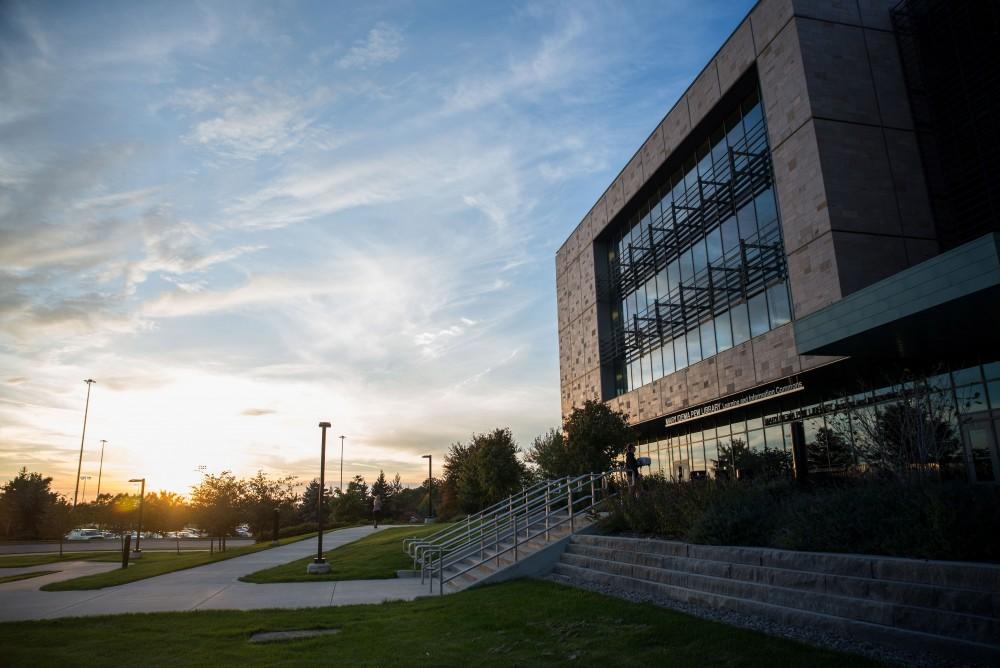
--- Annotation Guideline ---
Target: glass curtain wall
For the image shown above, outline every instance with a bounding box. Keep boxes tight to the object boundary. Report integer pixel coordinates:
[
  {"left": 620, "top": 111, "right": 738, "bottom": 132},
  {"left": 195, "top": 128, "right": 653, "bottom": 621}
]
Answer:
[
  {"left": 605, "top": 87, "right": 791, "bottom": 395},
  {"left": 637, "top": 361, "right": 1000, "bottom": 483}
]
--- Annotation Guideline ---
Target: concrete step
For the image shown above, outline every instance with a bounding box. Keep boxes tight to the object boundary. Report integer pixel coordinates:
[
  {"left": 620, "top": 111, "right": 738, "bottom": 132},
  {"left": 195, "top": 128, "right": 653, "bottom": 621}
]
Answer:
[
  {"left": 552, "top": 562, "right": 1000, "bottom": 666},
  {"left": 565, "top": 542, "right": 997, "bottom": 618},
  {"left": 561, "top": 551, "right": 999, "bottom": 645},
  {"left": 573, "top": 534, "right": 1000, "bottom": 593}
]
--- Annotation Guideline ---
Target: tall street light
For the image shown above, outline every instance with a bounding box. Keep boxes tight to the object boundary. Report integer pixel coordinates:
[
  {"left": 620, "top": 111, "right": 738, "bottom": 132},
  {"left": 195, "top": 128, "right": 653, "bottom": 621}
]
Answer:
[
  {"left": 73, "top": 379, "right": 96, "bottom": 508},
  {"left": 339, "top": 435, "right": 345, "bottom": 494},
  {"left": 129, "top": 478, "right": 145, "bottom": 558},
  {"left": 307, "top": 422, "right": 332, "bottom": 574},
  {"left": 80, "top": 476, "right": 92, "bottom": 503},
  {"left": 422, "top": 454, "right": 433, "bottom": 520},
  {"left": 96, "top": 440, "right": 107, "bottom": 499}
]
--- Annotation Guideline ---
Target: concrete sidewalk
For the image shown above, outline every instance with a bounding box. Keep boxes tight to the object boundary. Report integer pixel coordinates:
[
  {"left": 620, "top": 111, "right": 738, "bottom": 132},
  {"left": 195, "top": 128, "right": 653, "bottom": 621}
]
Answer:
[{"left": 0, "top": 525, "right": 433, "bottom": 622}]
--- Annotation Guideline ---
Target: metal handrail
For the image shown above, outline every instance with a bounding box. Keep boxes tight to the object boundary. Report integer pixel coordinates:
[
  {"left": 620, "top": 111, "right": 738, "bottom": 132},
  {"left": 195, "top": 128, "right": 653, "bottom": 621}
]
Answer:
[
  {"left": 443, "top": 493, "right": 601, "bottom": 586},
  {"left": 408, "top": 476, "right": 586, "bottom": 566},
  {"left": 417, "top": 471, "right": 620, "bottom": 594},
  {"left": 415, "top": 474, "right": 592, "bottom": 568},
  {"left": 404, "top": 477, "right": 555, "bottom": 558}
]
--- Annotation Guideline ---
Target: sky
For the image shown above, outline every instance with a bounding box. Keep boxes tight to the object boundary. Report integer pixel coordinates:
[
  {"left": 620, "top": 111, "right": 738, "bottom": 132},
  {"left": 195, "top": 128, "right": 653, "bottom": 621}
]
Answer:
[{"left": 0, "top": 0, "right": 754, "bottom": 498}]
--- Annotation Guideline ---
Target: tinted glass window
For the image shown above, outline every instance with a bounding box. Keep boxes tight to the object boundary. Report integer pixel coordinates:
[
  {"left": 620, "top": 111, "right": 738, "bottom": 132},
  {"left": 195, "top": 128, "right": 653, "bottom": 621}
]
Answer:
[
  {"left": 715, "top": 311, "right": 733, "bottom": 352},
  {"left": 766, "top": 282, "right": 792, "bottom": 326},
  {"left": 748, "top": 292, "right": 770, "bottom": 338},
  {"left": 731, "top": 302, "right": 751, "bottom": 345}
]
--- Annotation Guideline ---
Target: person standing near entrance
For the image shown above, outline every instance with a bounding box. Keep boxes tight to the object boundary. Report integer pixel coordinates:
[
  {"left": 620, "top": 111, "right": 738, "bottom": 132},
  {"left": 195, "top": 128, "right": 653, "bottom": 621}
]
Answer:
[
  {"left": 625, "top": 443, "right": 640, "bottom": 495},
  {"left": 372, "top": 494, "right": 383, "bottom": 529}
]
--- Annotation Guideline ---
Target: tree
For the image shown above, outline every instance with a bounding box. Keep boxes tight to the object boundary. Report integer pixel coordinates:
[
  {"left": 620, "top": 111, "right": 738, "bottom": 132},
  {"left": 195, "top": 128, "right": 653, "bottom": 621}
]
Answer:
[
  {"left": 442, "top": 428, "right": 529, "bottom": 514},
  {"left": 461, "top": 428, "right": 527, "bottom": 511},
  {"left": 298, "top": 479, "right": 334, "bottom": 524},
  {"left": 371, "top": 470, "right": 389, "bottom": 499},
  {"left": 0, "top": 469, "right": 61, "bottom": 539},
  {"left": 241, "top": 471, "right": 298, "bottom": 538},
  {"left": 189, "top": 471, "right": 244, "bottom": 550},
  {"left": 332, "top": 475, "right": 370, "bottom": 521},
  {"left": 40, "top": 497, "right": 73, "bottom": 553},
  {"left": 526, "top": 428, "right": 571, "bottom": 478},
  {"left": 561, "top": 400, "right": 632, "bottom": 475},
  {"left": 143, "top": 491, "right": 190, "bottom": 536}
]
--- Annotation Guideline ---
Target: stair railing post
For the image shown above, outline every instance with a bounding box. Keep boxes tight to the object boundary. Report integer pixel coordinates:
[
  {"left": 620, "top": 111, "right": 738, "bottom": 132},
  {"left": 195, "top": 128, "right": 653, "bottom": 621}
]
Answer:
[
  {"left": 545, "top": 481, "right": 550, "bottom": 541},
  {"left": 495, "top": 522, "right": 500, "bottom": 567},
  {"left": 591, "top": 474, "right": 596, "bottom": 510},
  {"left": 568, "top": 480, "right": 574, "bottom": 534},
  {"left": 513, "top": 511, "right": 518, "bottom": 562}
]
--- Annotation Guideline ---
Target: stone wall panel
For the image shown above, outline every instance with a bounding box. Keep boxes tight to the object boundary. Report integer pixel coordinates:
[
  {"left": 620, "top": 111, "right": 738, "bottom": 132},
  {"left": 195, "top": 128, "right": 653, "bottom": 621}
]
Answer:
[
  {"left": 786, "top": 231, "right": 842, "bottom": 318},
  {"left": 771, "top": 120, "right": 830, "bottom": 253},
  {"left": 687, "top": 358, "right": 721, "bottom": 406},
  {"left": 687, "top": 63, "right": 722, "bottom": 129},
  {"left": 751, "top": 0, "right": 794, "bottom": 54},
  {"left": 717, "top": 342, "right": 757, "bottom": 395},
  {"left": 717, "top": 19, "right": 757, "bottom": 92},
  {"left": 758, "top": 19, "right": 811, "bottom": 150},
  {"left": 751, "top": 324, "right": 802, "bottom": 384}
]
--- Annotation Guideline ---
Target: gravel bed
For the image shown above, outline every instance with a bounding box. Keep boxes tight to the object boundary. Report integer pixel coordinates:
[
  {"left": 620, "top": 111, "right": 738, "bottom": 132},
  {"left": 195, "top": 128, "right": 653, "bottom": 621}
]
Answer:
[{"left": 544, "top": 572, "right": 978, "bottom": 668}]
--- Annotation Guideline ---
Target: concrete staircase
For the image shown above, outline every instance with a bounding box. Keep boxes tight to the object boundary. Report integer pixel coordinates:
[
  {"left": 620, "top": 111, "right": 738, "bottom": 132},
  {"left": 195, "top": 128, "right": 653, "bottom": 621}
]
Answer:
[
  {"left": 553, "top": 534, "right": 1000, "bottom": 665},
  {"left": 442, "top": 514, "right": 583, "bottom": 592}
]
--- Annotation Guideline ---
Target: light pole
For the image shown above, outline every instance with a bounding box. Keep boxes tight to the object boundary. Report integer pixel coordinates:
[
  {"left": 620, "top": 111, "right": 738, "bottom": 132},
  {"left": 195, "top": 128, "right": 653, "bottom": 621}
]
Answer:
[
  {"left": 129, "top": 478, "right": 145, "bottom": 558},
  {"left": 422, "top": 454, "right": 433, "bottom": 520},
  {"left": 339, "top": 435, "right": 345, "bottom": 494},
  {"left": 307, "top": 422, "right": 332, "bottom": 574},
  {"left": 80, "top": 476, "right": 92, "bottom": 503},
  {"left": 96, "top": 440, "right": 107, "bottom": 499},
  {"left": 73, "top": 379, "right": 96, "bottom": 508}
]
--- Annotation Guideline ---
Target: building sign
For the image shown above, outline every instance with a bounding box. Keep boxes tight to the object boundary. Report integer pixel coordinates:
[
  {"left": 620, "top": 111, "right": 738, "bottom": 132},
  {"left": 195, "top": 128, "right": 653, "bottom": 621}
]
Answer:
[{"left": 664, "top": 381, "right": 805, "bottom": 427}]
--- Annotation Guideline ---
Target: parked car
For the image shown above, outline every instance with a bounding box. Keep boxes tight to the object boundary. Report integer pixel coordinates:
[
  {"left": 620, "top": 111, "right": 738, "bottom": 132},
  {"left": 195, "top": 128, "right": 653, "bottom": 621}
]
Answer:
[{"left": 65, "top": 528, "right": 105, "bottom": 541}]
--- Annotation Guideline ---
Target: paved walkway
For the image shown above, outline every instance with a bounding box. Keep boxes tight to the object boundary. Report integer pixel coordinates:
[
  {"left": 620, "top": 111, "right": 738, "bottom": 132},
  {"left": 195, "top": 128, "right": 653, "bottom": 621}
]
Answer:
[{"left": 0, "top": 526, "right": 432, "bottom": 622}]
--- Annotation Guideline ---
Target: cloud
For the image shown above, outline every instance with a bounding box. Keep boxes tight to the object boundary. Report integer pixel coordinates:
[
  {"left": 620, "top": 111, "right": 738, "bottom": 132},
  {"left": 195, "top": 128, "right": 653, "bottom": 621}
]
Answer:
[
  {"left": 242, "top": 408, "right": 275, "bottom": 416},
  {"left": 169, "top": 81, "right": 338, "bottom": 160},
  {"left": 443, "top": 14, "right": 585, "bottom": 113},
  {"left": 337, "top": 23, "right": 403, "bottom": 69}
]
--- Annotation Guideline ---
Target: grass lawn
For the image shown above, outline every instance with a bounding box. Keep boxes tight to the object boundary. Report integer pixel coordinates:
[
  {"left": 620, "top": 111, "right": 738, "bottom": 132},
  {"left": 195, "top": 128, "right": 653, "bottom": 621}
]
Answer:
[
  {"left": 0, "top": 552, "right": 114, "bottom": 568},
  {"left": 0, "top": 570, "right": 59, "bottom": 584},
  {"left": 240, "top": 524, "right": 450, "bottom": 583},
  {"left": 0, "top": 579, "right": 880, "bottom": 667},
  {"left": 38, "top": 532, "right": 318, "bottom": 591}
]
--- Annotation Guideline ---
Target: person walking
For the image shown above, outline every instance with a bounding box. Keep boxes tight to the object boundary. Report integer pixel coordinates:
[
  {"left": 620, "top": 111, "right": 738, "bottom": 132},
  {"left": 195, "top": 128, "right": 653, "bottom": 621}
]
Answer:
[{"left": 372, "top": 494, "right": 383, "bottom": 529}]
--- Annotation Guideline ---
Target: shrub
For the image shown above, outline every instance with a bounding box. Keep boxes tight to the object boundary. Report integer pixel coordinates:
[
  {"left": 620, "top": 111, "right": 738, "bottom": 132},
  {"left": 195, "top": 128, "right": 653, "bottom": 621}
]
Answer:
[{"left": 601, "top": 476, "right": 1000, "bottom": 562}]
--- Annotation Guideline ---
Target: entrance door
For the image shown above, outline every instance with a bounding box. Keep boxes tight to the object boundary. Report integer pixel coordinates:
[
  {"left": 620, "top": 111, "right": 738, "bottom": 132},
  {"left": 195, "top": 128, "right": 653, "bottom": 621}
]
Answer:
[{"left": 963, "top": 420, "right": 999, "bottom": 482}]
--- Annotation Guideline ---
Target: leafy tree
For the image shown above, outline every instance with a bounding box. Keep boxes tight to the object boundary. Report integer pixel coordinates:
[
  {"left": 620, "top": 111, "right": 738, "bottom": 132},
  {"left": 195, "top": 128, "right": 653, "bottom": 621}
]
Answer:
[
  {"left": 189, "top": 471, "right": 244, "bottom": 550},
  {"left": 526, "top": 428, "right": 571, "bottom": 478},
  {"left": 142, "top": 491, "right": 190, "bottom": 536},
  {"left": 40, "top": 497, "right": 73, "bottom": 553},
  {"left": 241, "top": 471, "right": 298, "bottom": 538},
  {"left": 440, "top": 442, "right": 473, "bottom": 518},
  {"left": 561, "top": 400, "right": 632, "bottom": 475},
  {"left": 460, "top": 428, "right": 527, "bottom": 511},
  {"left": 0, "top": 468, "right": 61, "bottom": 539},
  {"left": 442, "top": 428, "right": 529, "bottom": 514}
]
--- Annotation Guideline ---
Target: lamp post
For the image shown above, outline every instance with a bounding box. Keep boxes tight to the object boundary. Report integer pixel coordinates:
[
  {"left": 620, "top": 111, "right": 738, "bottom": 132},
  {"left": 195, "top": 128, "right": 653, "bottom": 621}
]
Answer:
[
  {"left": 80, "top": 476, "right": 91, "bottom": 503},
  {"left": 307, "top": 422, "right": 332, "bottom": 574},
  {"left": 96, "top": 440, "right": 107, "bottom": 499},
  {"left": 339, "top": 435, "right": 345, "bottom": 494},
  {"left": 129, "top": 478, "right": 145, "bottom": 558},
  {"left": 422, "top": 454, "right": 433, "bottom": 520},
  {"left": 73, "top": 379, "right": 96, "bottom": 508}
]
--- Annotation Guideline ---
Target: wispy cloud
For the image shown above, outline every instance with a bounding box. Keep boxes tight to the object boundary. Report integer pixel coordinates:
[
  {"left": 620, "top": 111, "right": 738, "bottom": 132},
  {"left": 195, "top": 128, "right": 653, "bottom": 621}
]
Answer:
[{"left": 337, "top": 23, "right": 403, "bottom": 69}]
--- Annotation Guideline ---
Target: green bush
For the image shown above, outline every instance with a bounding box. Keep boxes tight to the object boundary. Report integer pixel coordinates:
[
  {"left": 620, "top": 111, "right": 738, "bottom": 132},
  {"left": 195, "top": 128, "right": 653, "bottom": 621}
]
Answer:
[{"left": 601, "top": 477, "right": 1000, "bottom": 562}]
